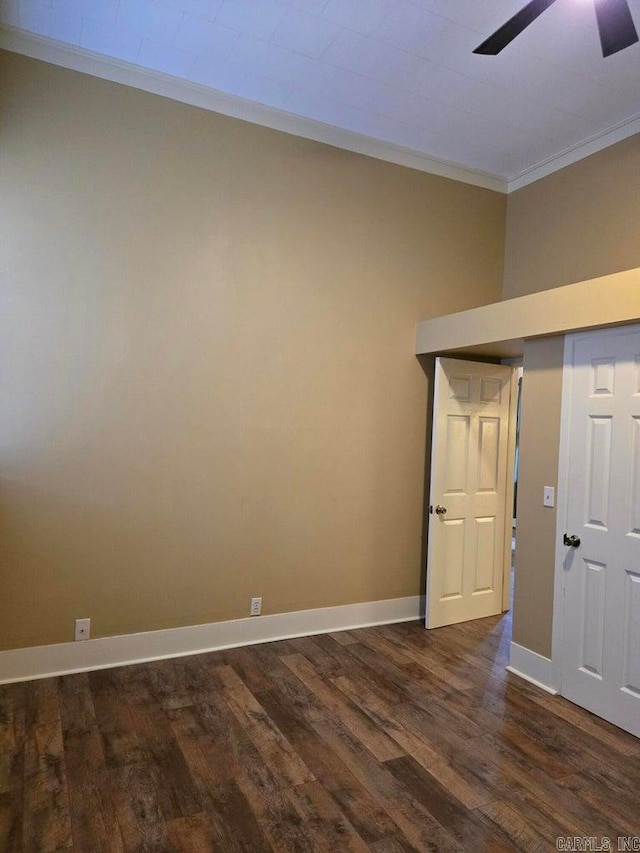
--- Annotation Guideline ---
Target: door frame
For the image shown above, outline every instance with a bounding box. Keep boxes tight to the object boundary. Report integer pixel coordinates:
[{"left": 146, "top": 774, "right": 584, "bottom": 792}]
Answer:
[
  {"left": 550, "top": 331, "right": 578, "bottom": 693},
  {"left": 502, "top": 362, "right": 522, "bottom": 611}
]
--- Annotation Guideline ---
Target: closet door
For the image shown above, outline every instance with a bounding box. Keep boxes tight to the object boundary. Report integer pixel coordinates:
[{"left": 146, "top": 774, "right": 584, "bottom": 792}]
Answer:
[{"left": 560, "top": 324, "right": 640, "bottom": 737}]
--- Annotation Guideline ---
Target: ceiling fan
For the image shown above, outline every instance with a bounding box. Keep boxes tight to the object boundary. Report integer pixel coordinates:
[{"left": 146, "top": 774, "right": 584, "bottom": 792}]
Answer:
[{"left": 474, "top": 0, "right": 639, "bottom": 57}]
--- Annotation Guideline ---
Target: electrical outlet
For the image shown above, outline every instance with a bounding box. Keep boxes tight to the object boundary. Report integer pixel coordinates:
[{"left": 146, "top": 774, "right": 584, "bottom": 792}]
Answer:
[
  {"left": 75, "top": 618, "right": 90, "bottom": 641},
  {"left": 250, "top": 597, "right": 262, "bottom": 616}
]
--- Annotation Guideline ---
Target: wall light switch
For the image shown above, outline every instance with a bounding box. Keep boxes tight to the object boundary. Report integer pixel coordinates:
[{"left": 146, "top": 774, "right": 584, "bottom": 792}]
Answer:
[{"left": 543, "top": 486, "right": 555, "bottom": 508}]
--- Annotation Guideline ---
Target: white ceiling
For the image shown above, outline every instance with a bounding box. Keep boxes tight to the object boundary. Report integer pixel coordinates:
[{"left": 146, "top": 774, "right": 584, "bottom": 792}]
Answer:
[{"left": 2, "top": 0, "right": 640, "bottom": 190}]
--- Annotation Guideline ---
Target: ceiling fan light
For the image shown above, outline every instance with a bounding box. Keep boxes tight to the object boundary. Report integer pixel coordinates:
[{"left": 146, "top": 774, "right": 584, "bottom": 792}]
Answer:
[
  {"left": 474, "top": 0, "right": 638, "bottom": 57},
  {"left": 593, "top": 0, "right": 639, "bottom": 56}
]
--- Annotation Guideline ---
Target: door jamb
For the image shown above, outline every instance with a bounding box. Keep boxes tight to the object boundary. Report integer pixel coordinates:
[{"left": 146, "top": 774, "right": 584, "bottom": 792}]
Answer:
[
  {"left": 426, "top": 357, "right": 518, "bottom": 624},
  {"left": 549, "top": 333, "right": 574, "bottom": 693},
  {"left": 502, "top": 366, "right": 521, "bottom": 611}
]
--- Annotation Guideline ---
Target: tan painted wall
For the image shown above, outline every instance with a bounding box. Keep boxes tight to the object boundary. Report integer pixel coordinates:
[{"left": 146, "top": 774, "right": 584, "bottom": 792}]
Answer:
[
  {"left": 512, "top": 336, "right": 565, "bottom": 658},
  {"left": 503, "top": 135, "right": 640, "bottom": 299},
  {"left": 506, "top": 138, "right": 640, "bottom": 658},
  {"left": 0, "top": 51, "right": 506, "bottom": 651}
]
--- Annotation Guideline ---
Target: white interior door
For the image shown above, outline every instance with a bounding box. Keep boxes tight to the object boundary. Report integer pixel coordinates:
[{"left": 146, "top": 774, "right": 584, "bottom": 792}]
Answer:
[
  {"left": 426, "top": 357, "right": 514, "bottom": 629},
  {"left": 559, "top": 324, "right": 640, "bottom": 737}
]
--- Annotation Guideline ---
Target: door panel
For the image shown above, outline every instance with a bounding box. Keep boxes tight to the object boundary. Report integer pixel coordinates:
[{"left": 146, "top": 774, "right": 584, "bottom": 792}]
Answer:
[
  {"left": 579, "top": 557, "right": 606, "bottom": 679},
  {"left": 560, "top": 324, "right": 640, "bottom": 737},
  {"left": 474, "top": 516, "right": 497, "bottom": 593},
  {"left": 622, "top": 570, "right": 640, "bottom": 697},
  {"left": 442, "top": 518, "right": 465, "bottom": 599},
  {"left": 426, "top": 357, "right": 513, "bottom": 629}
]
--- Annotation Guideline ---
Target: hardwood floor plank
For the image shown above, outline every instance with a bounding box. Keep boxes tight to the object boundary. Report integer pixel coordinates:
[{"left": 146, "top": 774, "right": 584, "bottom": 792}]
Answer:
[
  {"left": 107, "top": 763, "right": 171, "bottom": 852},
  {"left": 114, "top": 667, "right": 202, "bottom": 821},
  {"left": 332, "top": 673, "right": 492, "bottom": 810},
  {"left": 220, "top": 646, "right": 280, "bottom": 696},
  {"left": 145, "top": 657, "right": 207, "bottom": 711},
  {"left": 22, "top": 679, "right": 73, "bottom": 853},
  {"left": 478, "top": 799, "right": 550, "bottom": 852},
  {"left": 371, "top": 627, "right": 475, "bottom": 692},
  {"left": 165, "top": 811, "right": 218, "bottom": 852},
  {"left": 166, "top": 804, "right": 272, "bottom": 853},
  {"left": 490, "top": 681, "right": 618, "bottom": 776},
  {"left": 168, "top": 703, "right": 273, "bottom": 851},
  {"left": 525, "top": 690, "right": 640, "bottom": 756},
  {"left": 557, "top": 770, "right": 640, "bottom": 837},
  {"left": 489, "top": 773, "right": 585, "bottom": 845},
  {"left": 342, "top": 641, "right": 484, "bottom": 740},
  {"left": 256, "top": 687, "right": 401, "bottom": 845},
  {"left": 471, "top": 734, "right": 627, "bottom": 839},
  {"left": 284, "top": 780, "right": 370, "bottom": 852},
  {"left": 308, "top": 715, "right": 462, "bottom": 852},
  {"left": 0, "top": 682, "right": 26, "bottom": 853},
  {"left": 58, "top": 674, "right": 124, "bottom": 853},
  {"left": 328, "top": 630, "right": 360, "bottom": 646},
  {"left": 215, "top": 664, "right": 315, "bottom": 788},
  {"left": 368, "top": 837, "right": 422, "bottom": 853},
  {"left": 286, "top": 635, "right": 348, "bottom": 679},
  {"left": 204, "top": 780, "right": 276, "bottom": 852},
  {"left": 384, "top": 755, "right": 518, "bottom": 852},
  {"left": 88, "top": 670, "right": 147, "bottom": 768},
  {"left": 281, "top": 653, "right": 405, "bottom": 763},
  {"left": 249, "top": 648, "right": 329, "bottom": 727},
  {"left": 237, "top": 770, "right": 320, "bottom": 853}
]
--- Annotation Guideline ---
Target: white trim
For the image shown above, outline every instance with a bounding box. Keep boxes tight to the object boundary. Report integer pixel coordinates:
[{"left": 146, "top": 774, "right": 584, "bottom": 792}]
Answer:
[
  {"left": 3, "top": 26, "right": 637, "bottom": 196},
  {"left": 3, "top": 25, "right": 637, "bottom": 195},
  {"left": 507, "top": 113, "right": 640, "bottom": 192},
  {"left": 502, "top": 366, "right": 519, "bottom": 611},
  {"left": 550, "top": 333, "right": 576, "bottom": 693},
  {"left": 507, "top": 642, "right": 558, "bottom": 694},
  {"left": 0, "top": 595, "right": 421, "bottom": 685},
  {"left": 0, "top": 25, "right": 506, "bottom": 193}
]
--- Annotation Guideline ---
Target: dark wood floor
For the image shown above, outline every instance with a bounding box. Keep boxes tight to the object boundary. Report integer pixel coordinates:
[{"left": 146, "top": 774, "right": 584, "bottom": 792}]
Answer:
[{"left": 1, "top": 612, "right": 639, "bottom": 852}]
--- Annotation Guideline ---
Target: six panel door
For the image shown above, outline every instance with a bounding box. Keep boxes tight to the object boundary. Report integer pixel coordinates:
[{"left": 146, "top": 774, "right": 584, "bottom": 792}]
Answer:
[
  {"left": 426, "top": 358, "right": 513, "bottom": 629},
  {"left": 560, "top": 325, "right": 640, "bottom": 738}
]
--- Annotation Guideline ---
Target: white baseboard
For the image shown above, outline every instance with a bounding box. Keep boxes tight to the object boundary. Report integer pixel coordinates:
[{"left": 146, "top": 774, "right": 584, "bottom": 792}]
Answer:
[
  {"left": 0, "top": 596, "right": 422, "bottom": 684},
  {"left": 506, "top": 641, "right": 558, "bottom": 694}
]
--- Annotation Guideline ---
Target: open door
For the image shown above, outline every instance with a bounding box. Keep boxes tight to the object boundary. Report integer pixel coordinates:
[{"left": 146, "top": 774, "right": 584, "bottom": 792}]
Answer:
[{"left": 426, "top": 357, "right": 515, "bottom": 629}]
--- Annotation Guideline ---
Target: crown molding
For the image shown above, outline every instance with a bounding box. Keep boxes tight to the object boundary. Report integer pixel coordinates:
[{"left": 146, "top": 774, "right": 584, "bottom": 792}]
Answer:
[
  {"left": 0, "top": 24, "right": 508, "bottom": 193},
  {"left": 3, "top": 24, "right": 637, "bottom": 196},
  {"left": 507, "top": 112, "right": 640, "bottom": 192}
]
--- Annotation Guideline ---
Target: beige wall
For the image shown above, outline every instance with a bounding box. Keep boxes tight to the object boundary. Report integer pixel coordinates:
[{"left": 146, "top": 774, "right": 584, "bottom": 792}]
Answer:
[
  {"left": 506, "top": 138, "right": 640, "bottom": 658},
  {"left": 503, "top": 135, "right": 640, "bottom": 299},
  {"left": 0, "top": 50, "right": 506, "bottom": 651},
  {"left": 512, "top": 336, "right": 564, "bottom": 658}
]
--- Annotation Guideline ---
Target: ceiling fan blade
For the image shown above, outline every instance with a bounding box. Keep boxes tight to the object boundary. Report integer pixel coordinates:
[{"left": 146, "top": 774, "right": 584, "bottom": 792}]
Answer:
[
  {"left": 474, "top": 0, "right": 560, "bottom": 54},
  {"left": 594, "top": 0, "right": 639, "bottom": 56}
]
